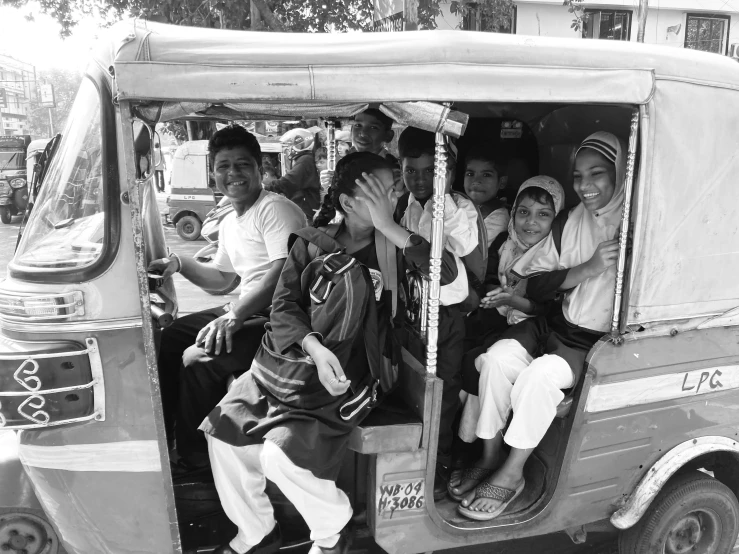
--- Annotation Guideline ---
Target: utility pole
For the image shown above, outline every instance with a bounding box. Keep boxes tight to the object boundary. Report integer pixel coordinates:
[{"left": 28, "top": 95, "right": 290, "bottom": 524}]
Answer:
[
  {"left": 637, "top": 0, "right": 648, "bottom": 42},
  {"left": 251, "top": 0, "right": 264, "bottom": 29},
  {"left": 405, "top": 0, "right": 419, "bottom": 30}
]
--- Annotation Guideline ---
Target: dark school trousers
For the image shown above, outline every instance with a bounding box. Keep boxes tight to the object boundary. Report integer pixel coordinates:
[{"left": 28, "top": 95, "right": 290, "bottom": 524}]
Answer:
[
  {"left": 157, "top": 305, "right": 268, "bottom": 460},
  {"left": 436, "top": 306, "right": 465, "bottom": 468}
]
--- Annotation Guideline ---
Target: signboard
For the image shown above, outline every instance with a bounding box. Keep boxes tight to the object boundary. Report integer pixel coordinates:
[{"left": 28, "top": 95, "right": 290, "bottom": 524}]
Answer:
[
  {"left": 374, "top": 11, "right": 404, "bottom": 31},
  {"left": 0, "top": 136, "right": 28, "bottom": 150},
  {"left": 39, "top": 83, "right": 56, "bottom": 108},
  {"left": 0, "top": 89, "right": 6, "bottom": 109}
]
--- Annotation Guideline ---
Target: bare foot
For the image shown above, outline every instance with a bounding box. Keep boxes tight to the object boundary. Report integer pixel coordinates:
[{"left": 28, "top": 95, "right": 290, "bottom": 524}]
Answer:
[
  {"left": 449, "top": 451, "right": 506, "bottom": 497},
  {"left": 460, "top": 469, "right": 524, "bottom": 514}
]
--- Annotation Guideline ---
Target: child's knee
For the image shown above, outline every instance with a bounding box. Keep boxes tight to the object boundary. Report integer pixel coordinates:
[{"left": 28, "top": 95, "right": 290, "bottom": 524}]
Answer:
[
  {"left": 475, "top": 339, "right": 528, "bottom": 374},
  {"left": 519, "top": 355, "right": 574, "bottom": 390}
]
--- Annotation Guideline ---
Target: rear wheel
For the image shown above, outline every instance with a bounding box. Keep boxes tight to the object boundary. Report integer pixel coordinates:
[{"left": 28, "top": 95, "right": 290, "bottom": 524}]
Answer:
[
  {"left": 0, "top": 206, "right": 12, "bottom": 224},
  {"left": 619, "top": 470, "right": 739, "bottom": 554},
  {"left": 176, "top": 215, "right": 202, "bottom": 241}
]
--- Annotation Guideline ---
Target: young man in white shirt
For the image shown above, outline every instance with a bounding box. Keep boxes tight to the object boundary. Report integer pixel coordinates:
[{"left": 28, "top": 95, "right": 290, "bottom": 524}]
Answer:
[{"left": 150, "top": 126, "right": 307, "bottom": 474}]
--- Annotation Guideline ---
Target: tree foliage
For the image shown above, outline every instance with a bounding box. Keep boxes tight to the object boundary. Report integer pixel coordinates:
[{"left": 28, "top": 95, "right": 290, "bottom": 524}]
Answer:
[
  {"left": 27, "top": 69, "right": 83, "bottom": 138},
  {"left": 563, "top": 0, "right": 586, "bottom": 32},
  {"left": 1, "top": 0, "right": 374, "bottom": 37},
  {"left": 418, "top": 0, "right": 515, "bottom": 32}
]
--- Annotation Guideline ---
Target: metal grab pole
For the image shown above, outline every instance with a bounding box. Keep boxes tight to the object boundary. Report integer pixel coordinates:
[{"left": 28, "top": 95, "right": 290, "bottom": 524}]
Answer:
[
  {"left": 610, "top": 109, "right": 640, "bottom": 339},
  {"left": 637, "top": 0, "right": 649, "bottom": 42},
  {"left": 326, "top": 120, "right": 336, "bottom": 171},
  {"left": 424, "top": 132, "right": 447, "bottom": 376}
]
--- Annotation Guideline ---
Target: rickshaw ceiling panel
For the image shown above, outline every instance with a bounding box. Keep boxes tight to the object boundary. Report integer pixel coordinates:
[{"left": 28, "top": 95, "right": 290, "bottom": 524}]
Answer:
[{"left": 134, "top": 101, "right": 370, "bottom": 124}]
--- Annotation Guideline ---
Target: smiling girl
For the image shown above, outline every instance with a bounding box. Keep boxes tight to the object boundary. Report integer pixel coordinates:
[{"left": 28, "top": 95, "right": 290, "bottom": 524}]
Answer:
[{"left": 454, "top": 131, "right": 626, "bottom": 521}]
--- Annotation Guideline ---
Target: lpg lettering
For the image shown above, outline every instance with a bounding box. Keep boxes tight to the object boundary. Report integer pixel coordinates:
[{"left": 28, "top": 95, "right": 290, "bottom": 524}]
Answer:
[{"left": 681, "top": 369, "right": 724, "bottom": 393}]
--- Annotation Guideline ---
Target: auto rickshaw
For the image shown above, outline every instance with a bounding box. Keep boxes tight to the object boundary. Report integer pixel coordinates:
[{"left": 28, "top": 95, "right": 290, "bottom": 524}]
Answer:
[{"left": 1, "top": 19, "right": 738, "bottom": 554}]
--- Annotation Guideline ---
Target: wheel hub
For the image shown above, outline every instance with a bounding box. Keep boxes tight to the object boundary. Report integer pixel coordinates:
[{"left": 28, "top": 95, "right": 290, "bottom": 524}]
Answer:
[
  {"left": 666, "top": 514, "right": 702, "bottom": 553},
  {"left": 665, "top": 510, "right": 720, "bottom": 554},
  {"left": 0, "top": 515, "right": 49, "bottom": 554}
]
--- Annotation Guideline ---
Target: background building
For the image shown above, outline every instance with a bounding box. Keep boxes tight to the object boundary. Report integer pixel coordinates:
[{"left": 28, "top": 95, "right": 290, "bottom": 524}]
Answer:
[
  {"left": 0, "top": 54, "right": 36, "bottom": 136},
  {"left": 374, "top": 0, "right": 739, "bottom": 56}
]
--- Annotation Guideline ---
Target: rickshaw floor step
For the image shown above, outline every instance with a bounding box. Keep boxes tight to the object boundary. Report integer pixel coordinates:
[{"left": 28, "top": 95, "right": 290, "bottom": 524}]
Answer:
[{"left": 436, "top": 454, "right": 546, "bottom": 527}]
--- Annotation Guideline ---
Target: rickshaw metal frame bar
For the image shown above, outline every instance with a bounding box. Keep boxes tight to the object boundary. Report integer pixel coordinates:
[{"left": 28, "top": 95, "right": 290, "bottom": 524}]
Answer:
[
  {"left": 326, "top": 120, "right": 336, "bottom": 172},
  {"left": 424, "top": 132, "right": 447, "bottom": 376},
  {"left": 610, "top": 109, "right": 640, "bottom": 338},
  {"left": 120, "top": 100, "right": 182, "bottom": 552}
]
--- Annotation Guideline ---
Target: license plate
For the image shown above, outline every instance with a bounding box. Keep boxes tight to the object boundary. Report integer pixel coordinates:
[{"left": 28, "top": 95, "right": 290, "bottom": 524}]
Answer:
[{"left": 377, "top": 479, "right": 425, "bottom": 518}]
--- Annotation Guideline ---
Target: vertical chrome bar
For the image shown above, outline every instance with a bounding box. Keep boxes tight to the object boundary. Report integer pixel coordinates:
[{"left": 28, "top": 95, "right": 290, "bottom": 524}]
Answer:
[
  {"left": 326, "top": 120, "right": 336, "bottom": 172},
  {"left": 611, "top": 108, "right": 640, "bottom": 337},
  {"left": 420, "top": 278, "right": 429, "bottom": 337},
  {"left": 424, "top": 132, "right": 447, "bottom": 376}
]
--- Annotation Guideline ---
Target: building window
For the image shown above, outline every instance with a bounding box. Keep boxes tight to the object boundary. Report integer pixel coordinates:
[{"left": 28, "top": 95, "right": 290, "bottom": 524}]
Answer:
[
  {"left": 582, "top": 9, "right": 632, "bottom": 40},
  {"left": 685, "top": 14, "right": 730, "bottom": 54},
  {"left": 462, "top": 4, "right": 517, "bottom": 33}
]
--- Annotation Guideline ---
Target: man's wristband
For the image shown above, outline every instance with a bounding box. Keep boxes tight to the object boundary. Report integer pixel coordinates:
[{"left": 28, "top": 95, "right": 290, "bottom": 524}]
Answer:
[{"left": 169, "top": 252, "right": 182, "bottom": 273}]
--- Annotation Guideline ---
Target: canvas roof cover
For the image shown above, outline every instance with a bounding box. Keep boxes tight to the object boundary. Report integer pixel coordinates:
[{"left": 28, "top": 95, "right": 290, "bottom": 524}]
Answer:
[
  {"left": 101, "top": 19, "right": 666, "bottom": 106},
  {"left": 96, "top": 20, "right": 739, "bottom": 327}
]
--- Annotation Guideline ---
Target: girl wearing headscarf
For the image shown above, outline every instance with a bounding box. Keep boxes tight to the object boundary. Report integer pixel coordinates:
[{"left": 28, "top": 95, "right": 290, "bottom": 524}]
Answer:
[
  {"left": 455, "top": 132, "right": 627, "bottom": 521},
  {"left": 452, "top": 176, "right": 565, "bottom": 493}
]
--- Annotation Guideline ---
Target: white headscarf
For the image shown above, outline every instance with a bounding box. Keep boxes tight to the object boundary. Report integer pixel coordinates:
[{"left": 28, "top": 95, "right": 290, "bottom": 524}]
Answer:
[
  {"left": 575, "top": 131, "right": 627, "bottom": 238},
  {"left": 497, "top": 176, "right": 564, "bottom": 325},
  {"left": 498, "top": 175, "right": 565, "bottom": 288}
]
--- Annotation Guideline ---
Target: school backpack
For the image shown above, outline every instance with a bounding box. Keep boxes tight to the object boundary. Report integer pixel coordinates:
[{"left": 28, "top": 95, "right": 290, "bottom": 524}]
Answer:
[{"left": 250, "top": 225, "right": 400, "bottom": 422}]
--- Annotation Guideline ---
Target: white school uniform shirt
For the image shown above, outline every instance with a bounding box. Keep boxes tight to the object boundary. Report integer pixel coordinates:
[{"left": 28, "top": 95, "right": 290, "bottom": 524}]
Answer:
[
  {"left": 401, "top": 193, "right": 479, "bottom": 306},
  {"left": 512, "top": 202, "right": 619, "bottom": 333},
  {"left": 214, "top": 190, "right": 307, "bottom": 299},
  {"left": 483, "top": 207, "right": 510, "bottom": 248}
]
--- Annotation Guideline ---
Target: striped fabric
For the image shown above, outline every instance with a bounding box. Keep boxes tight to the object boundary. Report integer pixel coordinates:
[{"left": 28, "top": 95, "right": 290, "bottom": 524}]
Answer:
[{"left": 577, "top": 137, "right": 618, "bottom": 164}]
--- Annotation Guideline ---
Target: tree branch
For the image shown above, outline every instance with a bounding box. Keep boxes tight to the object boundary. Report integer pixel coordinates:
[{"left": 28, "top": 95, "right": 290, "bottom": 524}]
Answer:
[{"left": 251, "top": 0, "right": 285, "bottom": 31}]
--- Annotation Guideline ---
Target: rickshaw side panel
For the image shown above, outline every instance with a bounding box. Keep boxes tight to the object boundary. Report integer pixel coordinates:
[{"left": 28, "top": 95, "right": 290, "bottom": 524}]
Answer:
[
  {"left": 14, "top": 325, "right": 177, "bottom": 554},
  {"left": 554, "top": 326, "right": 739, "bottom": 530}
]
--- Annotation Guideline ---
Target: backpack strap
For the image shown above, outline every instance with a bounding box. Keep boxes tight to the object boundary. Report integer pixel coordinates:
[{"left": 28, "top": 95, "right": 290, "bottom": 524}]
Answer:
[
  {"left": 550, "top": 209, "right": 571, "bottom": 257},
  {"left": 291, "top": 224, "right": 344, "bottom": 260},
  {"left": 394, "top": 192, "right": 410, "bottom": 224}
]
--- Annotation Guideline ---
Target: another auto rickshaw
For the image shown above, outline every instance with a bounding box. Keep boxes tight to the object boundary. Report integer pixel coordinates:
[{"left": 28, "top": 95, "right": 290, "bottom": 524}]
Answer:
[{"left": 1, "top": 20, "right": 738, "bottom": 554}]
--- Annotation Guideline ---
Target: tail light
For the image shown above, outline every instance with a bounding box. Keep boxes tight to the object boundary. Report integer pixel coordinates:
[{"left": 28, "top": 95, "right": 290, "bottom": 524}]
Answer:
[{"left": 0, "top": 292, "right": 84, "bottom": 321}]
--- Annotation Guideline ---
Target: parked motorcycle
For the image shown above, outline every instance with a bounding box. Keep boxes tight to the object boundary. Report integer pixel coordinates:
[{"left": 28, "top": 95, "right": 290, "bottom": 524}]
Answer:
[{"left": 194, "top": 196, "right": 239, "bottom": 295}]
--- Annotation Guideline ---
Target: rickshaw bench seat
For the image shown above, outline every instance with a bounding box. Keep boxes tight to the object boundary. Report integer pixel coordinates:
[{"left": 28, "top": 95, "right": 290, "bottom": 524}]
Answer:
[{"left": 348, "top": 396, "right": 423, "bottom": 454}]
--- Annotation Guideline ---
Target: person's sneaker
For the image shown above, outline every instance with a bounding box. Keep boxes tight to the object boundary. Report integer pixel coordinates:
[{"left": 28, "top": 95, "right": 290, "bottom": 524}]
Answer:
[
  {"left": 433, "top": 462, "right": 450, "bottom": 501},
  {"left": 212, "top": 522, "right": 282, "bottom": 554}
]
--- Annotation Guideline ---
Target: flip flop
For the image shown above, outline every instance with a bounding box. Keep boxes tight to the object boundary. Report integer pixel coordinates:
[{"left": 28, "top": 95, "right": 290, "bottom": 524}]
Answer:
[
  {"left": 447, "top": 467, "right": 493, "bottom": 502},
  {"left": 457, "top": 479, "right": 525, "bottom": 521}
]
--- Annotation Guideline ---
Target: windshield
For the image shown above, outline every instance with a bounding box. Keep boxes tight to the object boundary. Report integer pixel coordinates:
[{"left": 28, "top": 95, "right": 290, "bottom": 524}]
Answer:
[
  {"left": 13, "top": 79, "right": 105, "bottom": 270},
  {"left": 0, "top": 151, "right": 24, "bottom": 171}
]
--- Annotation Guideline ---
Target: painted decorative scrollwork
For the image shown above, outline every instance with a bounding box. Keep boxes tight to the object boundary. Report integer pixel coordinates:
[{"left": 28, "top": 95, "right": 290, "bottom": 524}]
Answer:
[
  {"left": 17, "top": 394, "right": 51, "bottom": 426},
  {"left": 14, "top": 358, "right": 42, "bottom": 392}
]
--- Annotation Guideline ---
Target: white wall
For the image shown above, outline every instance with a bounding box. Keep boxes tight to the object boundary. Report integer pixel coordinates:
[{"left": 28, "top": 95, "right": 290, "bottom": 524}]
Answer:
[
  {"left": 516, "top": 3, "right": 581, "bottom": 37},
  {"left": 514, "top": 2, "right": 739, "bottom": 54},
  {"left": 434, "top": 1, "right": 462, "bottom": 30}
]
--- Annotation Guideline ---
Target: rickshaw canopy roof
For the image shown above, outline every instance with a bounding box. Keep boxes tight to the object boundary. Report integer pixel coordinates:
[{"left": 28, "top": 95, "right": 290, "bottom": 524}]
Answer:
[
  {"left": 102, "top": 19, "right": 738, "bottom": 109},
  {"left": 97, "top": 20, "right": 739, "bottom": 329}
]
